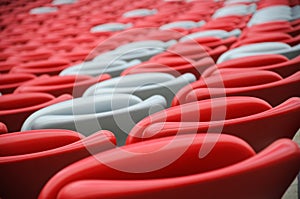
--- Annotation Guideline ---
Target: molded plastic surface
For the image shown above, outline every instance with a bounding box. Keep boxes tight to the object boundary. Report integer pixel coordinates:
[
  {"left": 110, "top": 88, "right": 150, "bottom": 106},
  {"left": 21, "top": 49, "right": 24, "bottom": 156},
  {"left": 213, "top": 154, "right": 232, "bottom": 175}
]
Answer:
[
  {"left": 0, "top": 73, "right": 36, "bottom": 94},
  {"left": 0, "top": 129, "right": 116, "bottom": 199},
  {"left": 0, "top": 122, "right": 7, "bottom": 134},
  {"left": 90, "top": 23, "right": 132, "bottom": 33},
  {"left": 172, "top": 70, "right": 283, "bottom": 106},
  {"left": 39, "top": 134, "right": 300, "bottom": 199},
  {"left": 21, "top": 94, "right": 167, "bottom": 145},
  {"left": 122, "top": 56, "right": 215, "bottom": 79},
  {"left": 212, "top": 4, "right": 256, "bottom": 18},
  {"left": 160, "top": 20, "right": 205, "bottom": 30},
  {"left": 180, "top": 29, "right": 241, "bottom": 41},
  {"left": 1, "top": 0, "right": 300, "bottom": 198},
  {"left": 10, "top": 59, "right": 71, "bottom": 76},
  {"left": 174, "top": 71, "right": 300, "bottom": 106},
  {"left": 129, "top": 97, "right": 300, "bottom": 151},
  {"left": 217, "top": 42, "right": 300, "bottom": 63},
  {"left": 14, "top": 74, "right": 111, "bottom": 97},
  {"left": 202, "top": 54, "right": 300, "bottom": 78},
  {"left": 94, "top": 40, "right": 176, "bottom": 62},
  {"left": 123, "top": 9, "right": 157, "bottom": 18},
  {"left": 39, "top": 134, "right": 255, "bottom": 199},
  {"left": 60, "top": 59, "right": 140, "bottom": 77},
  {"left": 83, "top": 73, "right": 196, "bottom": 106},
  {"left": 0, "top": 93, "right": 72, "bottom": 132},
  {"left": 247, "top": 5, "right": 298, "bottom": 26}
]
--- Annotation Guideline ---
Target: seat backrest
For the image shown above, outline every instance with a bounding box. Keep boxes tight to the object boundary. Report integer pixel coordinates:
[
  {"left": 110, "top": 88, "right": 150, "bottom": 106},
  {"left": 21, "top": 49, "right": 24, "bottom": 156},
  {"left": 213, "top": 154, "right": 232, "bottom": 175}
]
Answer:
[
  {"left": 38, "top": 134, "right": 255, "bottom": 199},
  {"left": 54, "top": 139, "right": 300, "bottom": 199}
]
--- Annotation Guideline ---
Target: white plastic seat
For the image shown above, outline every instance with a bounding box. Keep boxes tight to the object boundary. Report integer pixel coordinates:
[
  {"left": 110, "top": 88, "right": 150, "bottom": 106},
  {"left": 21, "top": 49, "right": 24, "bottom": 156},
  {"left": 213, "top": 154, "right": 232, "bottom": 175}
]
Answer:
[
  {"left": 224, "top": 0, "right": 258, "bottom": 5},
  {"left": 83, "top": 73, "right": 196, "bottom": 106},
  {"left": 30, "top": 7, "right": 58, "bottom": 14},
  {"left": 217, "top": 42, "right": 300, "bottom": 63},
  {"left": 212, "top": 4, "right": 256, "bottom": 18},
  {"left": 21, "top": 94, "right": 167, "bottom": 145},
  {"left": 180, "top": 29, "right": 241, "bottom": 42},
  {"left": 122, "top": 9, "right": 157, "bottom": 18},
  {"left": 93, "top": 40, "right": 176, "bottom": 62},
  {"left": 248, "top": 6, "right": 292, "bottom": 26},
  {"left": 90, "top": 23, "right": 132, "bottom": 33},
  {"left": 292, "top": 5, "right": 300, "bottom": 20},
  {"left": 159, "top": 20, "right": 205, "bottom": 30},
  {"left": 52, "top": 0, "right": 76, "bottom": 5},
  {"left": 59, "top": 59, "right": 140, "bottom": 77}
]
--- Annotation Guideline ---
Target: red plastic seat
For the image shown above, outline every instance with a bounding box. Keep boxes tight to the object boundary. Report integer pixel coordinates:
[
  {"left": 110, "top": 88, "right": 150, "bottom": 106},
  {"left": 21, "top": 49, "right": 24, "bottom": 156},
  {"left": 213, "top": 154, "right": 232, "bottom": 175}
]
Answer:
[
  {"left": 60, "top": 49, "right": 93, "bottom": 62},
  {"left": 13, "top": 41, "right": 41, "bottom": 52},
  {"left": 173, "top": 70, "right": 283, "bottom": 106},
  {"left": 258, "top": 0, "right": 295, "bottom": 9},
  {"left": 188, "top": 36, "right": 238, "bottom": 49},
  {"left": 0, "top": 129, "right": 116, "bottom": 199},
  {"left": 176, "top": 70, "right": 300, "bottom": 106},
  {"left": 0, "top": 73, "right": 36, "bottom": 94},
  {"left": 0, "top": 93, "right": 72, "bottom": 132},
  {"left": 199, "top": 15, "right": 249, "bottom": 31},
  {"left": 1, "top": 1, "right": 300, "bottom": 198},
  {"left": 199, "top": 71, "right": 299, "bottom": 105},
  {"left": 241, "top": 20, "right": 300, "bottom": 36},
  {"left": 0, "top": 60, "right": 18, "bottom": 74},
  {"left": 168, "top": 42, "right": 228, "bottom": 62},
  {"left": 122, "top": 56, "right": 214, "bottom": 79},
  {"left": 18, "top": 49, "right": 54, "bottom": 62},
  {"left": 47, "top": 41, "right": 74, "bottom": 52},
  {"left": 38, "top": 134, "right": 255, "bottom": 198},
  {"left": 39, "top": 134, "right": 300, "bottom": 199},
  {"left": 202, "top": 54, "right": 300, "bottom": 78},
  {"left": 9, "top": 59, "right": 71, "bottom": 76},
  {"left": 0, "top": 122, "right": 7, "bottom": 134},
  {"left": 14, "top": 74, "right": 111, "bottom": 97},
  {"left": 128, "top": 97, "right": 300, "bottom": 151},
  {"left": 244, "top": 21, "right": 294, "bottom": 32},
  {"left": 231, "top": 32, "right": 297, "bottom": 49},
  {"left": 137, "top": 29, "right": 182, "bottom": 42}
]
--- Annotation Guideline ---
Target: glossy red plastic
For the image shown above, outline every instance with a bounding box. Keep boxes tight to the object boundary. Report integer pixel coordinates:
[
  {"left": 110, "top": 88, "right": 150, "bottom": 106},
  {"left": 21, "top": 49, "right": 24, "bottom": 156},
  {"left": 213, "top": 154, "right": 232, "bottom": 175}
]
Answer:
[
  {"left": 188, "top": 71, "right": 299, "bottom": 106},
  {"left": 0, "top": 93, "right": 72, "bottom": 132},
  {"left": 173, "top": 70, "right": 283, "bottom": 106},
  {"left": 150, "top": 46, "right": 210, "bottom": 62},
  {"left": 190, "top": 36, "right": 237, "bottom": 49},
  {"left": 15, "top": 41, "right": 44, "bottom": 52},
  {"left": 0, "top": 60, "right": 18, "bottom": 74},
  {"left": 39, "top": 134, "right": 255, "bottom": 198},
  {"left": 9, "top": 59, "right": 71, "bottom": 76},
  {"left": 39, "top": 134, "right": 300, "bottom": 199},
  {"left": 231, "top": 32, "right": 295, "bottom": 49},
  {"left": 258, "top": 0, "right": 296, "bottom": 8},
  {"left": 128, "top": 97, "right": 300, "bottom": 151},
  {"left": 202, "top": 54, "right": 300, "bottom": 78},
  {"left": 122, "top": 56, "right": 214, "bottom": 79},
  {"left": 0, "top": 73, "right": 36, "bottom": 94},
  {"left": 0, "top": 129, "right": 116, "bottom": 199},
  {"left": 0, "top": 122, "right": 7, "bottom": 134},
  {"left": 61, "top": 49, "right": 93, "bottom": 62},
  {"left": 1, "top": 1, "right": 300, "bottom": 197},
  {"left": 167, "top": 41, "right": 227, "bottom": 62},
  {"left": 19, "top": 49, "right": 54, "bottom": 62},
  {"left": 14, "top": 74, "right": 111, "bottom": 97},
  {"left": 200, "top": 16, "right": 248, "bottom": 31},
  {"left": 138, "top": 29, "right": 183, "bottom": 42},
  {"left": 247, "top": 21, "right": 300, "bottom": 36}
]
